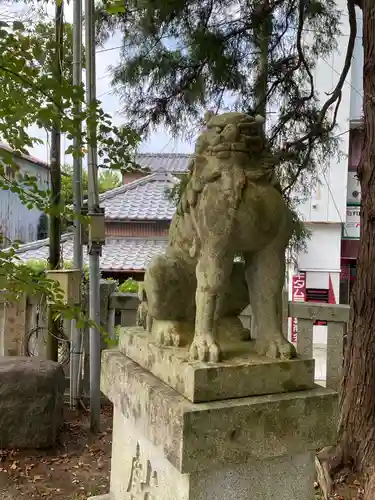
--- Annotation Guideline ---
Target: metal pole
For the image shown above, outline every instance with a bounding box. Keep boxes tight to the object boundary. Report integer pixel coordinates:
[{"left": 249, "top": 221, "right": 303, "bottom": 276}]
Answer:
[
  {"left": 85, "top": 0, "right": 102, "bottom": 433},
  {"left": 70, "top": 0, "right": 83, "bottom": 410}
]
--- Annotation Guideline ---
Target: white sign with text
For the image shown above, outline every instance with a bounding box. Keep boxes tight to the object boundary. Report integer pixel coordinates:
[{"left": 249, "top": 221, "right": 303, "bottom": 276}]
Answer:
[{"left": 343, "top": 206, "right": 360, "bottom": 240}]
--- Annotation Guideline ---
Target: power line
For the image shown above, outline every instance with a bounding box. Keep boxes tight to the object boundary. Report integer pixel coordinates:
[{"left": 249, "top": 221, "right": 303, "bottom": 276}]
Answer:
[
  {"left": 96, "top": 45, "right": 122, "bottom": 54},
  {"left": 320, "top": 165, "right": 351, "bottom": 238},
  {"left": 321, "top": 56, "right": 363, "bottom": 100},
  {"left": 158, "top": 137, "right": 174, "bottom": 154},
  {"left": 97, "top": 89, "right": 113, "bottom": 99}
]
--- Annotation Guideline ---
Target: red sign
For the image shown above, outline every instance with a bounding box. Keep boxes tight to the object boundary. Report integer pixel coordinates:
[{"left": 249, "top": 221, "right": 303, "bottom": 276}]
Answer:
[{"left": 291, "top": 272, "right": 306, "bottom": 343}]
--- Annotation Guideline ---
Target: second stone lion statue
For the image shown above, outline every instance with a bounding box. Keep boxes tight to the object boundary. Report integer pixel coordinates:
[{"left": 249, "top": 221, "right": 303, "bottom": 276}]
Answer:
[{"left": 140, "top": 111, "right": 297, "bottom": 362}]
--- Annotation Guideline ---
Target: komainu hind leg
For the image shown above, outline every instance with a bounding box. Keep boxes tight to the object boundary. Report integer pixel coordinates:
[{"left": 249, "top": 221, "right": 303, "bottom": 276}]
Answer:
[
  {"left": 144, "top": 252, "right": 195, "bottom": 347},
  {"left": 245, "top": 244, "right": 296, "bottom": 360}
]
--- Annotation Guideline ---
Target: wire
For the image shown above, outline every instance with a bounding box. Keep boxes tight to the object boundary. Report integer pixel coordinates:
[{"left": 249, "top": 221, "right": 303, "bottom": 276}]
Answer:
[
  {"left": 97, "top": 89, "right": 113, "bottom": 99},
  {"left": 158, "top": 137, "right": 174, "bottom": 154},
  {"left": 96, "top": 45, "right": 122, "bottom": 54},
  {"left": 321, "top": 56, "right": 363, "bottom": 100},
  {"left": 320, "top": 166, "right": 351, "bottom": 238},
  {"left": 333, "top": 129, "right": 351, "bottom": 139}
]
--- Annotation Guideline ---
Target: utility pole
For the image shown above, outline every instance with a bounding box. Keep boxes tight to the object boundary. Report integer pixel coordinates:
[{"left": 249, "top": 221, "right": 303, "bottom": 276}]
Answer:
[
  {"left": 47, "top": 0, "right": 64, "bottom": 362},
  {"left": 70, "top": 0, "right": 83, "bottom": 409},
  {"left": 85, "top": 0, "right": 105, "bottom": 433}
]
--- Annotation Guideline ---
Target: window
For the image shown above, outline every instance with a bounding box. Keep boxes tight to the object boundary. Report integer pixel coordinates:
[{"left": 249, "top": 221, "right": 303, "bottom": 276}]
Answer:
[{"left": 37, "top": 214, "right": 49, "bottom": 240}]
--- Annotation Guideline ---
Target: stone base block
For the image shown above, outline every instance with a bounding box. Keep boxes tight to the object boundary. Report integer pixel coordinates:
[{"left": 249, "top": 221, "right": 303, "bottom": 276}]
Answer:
[
  {"left": 119, "top": 327, "right": 315, "bottom": 402},
  {"left": 88, "top": 495, "right": 112, "bottom": 500},
  {"left": 108, "top": 404, "right": 315, "bottom": 500},
  {"left": 99, "top": 349, "right": 338, "bottom": 500},
  {"left": 0, "top": 356, "right": 65, "bottom": 448}
]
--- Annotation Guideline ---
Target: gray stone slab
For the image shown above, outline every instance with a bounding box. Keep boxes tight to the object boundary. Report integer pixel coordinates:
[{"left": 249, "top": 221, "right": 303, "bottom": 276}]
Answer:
[
  {"left": 88, "top": 495, "right": 113, "bottom": 500},
  {"left": 0, "top": 357, "right": 65, "bottom": 448},
  {"left": 118, "top": 327, "right": 315, "bottom": 402},
  {"left": 101, "top": 349, "right": 338, "bottom": 473},
  {"left": 106, "top": 406, "right": 317, "bottom": 500}
]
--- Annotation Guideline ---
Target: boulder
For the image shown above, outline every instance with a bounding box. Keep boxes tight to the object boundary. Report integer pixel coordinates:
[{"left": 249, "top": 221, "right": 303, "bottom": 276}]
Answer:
[{"left": 0, "top": 357, "right": 65, "bottom": 448}]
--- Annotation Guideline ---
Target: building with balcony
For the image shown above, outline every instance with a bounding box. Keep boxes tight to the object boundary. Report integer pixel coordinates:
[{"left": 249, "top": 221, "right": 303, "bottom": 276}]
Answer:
[{"left": 290, "top": 4, "right": 363, "bottom": 310}]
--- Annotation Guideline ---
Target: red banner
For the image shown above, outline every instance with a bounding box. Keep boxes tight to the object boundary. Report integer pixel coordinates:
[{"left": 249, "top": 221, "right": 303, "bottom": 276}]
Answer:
[{"left": 291, "top": 272, "right": 306, "bottom": 343}]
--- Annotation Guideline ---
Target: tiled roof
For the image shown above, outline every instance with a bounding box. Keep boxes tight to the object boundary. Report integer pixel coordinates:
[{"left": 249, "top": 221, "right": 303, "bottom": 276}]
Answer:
[
  {"left": 0, "top": 142, "right": 49, "bottom": 170},
  {"left": 13, "top": 235, "right": 168, "bottom": 272},
  {"left": 134, "top": 153, "right": 191, "bottom": 174},
  {"left": 100, "top": 171, "right": 178, "bottom": 220}
]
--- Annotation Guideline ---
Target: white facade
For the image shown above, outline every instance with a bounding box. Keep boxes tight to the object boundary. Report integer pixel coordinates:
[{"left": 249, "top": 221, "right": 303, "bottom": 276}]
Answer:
[
  {"left": 288, "top": 5, "right": 363, "bottom": 382},
  {"left": 293, "top": 3, "right": 363, "bottom": 302},
  {"left": 297, "top": 223, "right": 342, "bottom": 299}
]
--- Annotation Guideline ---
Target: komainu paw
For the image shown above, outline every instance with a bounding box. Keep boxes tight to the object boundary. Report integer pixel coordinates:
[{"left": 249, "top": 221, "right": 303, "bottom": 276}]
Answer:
[
  {"left": 189, "top": 338, "right": 221, "bottom": 363},
  {"left": 254, "top": 335, "right": 296, "bottom": 360}
]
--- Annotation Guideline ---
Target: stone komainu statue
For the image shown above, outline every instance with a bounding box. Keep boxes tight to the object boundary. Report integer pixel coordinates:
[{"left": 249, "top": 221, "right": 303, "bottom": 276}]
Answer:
[{"left": 140, "top": 111, "right": 296, "bottom": 362}]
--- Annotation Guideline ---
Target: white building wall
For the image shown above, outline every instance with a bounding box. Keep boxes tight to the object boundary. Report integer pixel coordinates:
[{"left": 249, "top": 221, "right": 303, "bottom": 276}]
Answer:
[
  {"left": 297, "top": 222, "right": 341, "bottom": 301},
  {"left": 288, "top": 5, "right": 363, "bottom": 383},
  {"left": 292, "top": 4, "right": 362, "bottom": 301},
  {"left": 297, "top": 2, "right": 353, "bottom": 225}
]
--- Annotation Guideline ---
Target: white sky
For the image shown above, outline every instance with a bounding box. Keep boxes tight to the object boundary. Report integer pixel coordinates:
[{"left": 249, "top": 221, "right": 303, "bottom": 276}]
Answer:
[{"left": 4, "top": 1, "right": 194, "bottom": 163}]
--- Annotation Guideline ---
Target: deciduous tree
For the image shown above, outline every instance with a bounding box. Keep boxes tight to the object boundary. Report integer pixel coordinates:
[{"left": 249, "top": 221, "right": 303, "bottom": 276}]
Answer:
[
  {"left": 61, "top": 164, "right": 121, "bottom": 206},
  {"left": 0, "top": 5, "right": 138, "bottom": 314}
]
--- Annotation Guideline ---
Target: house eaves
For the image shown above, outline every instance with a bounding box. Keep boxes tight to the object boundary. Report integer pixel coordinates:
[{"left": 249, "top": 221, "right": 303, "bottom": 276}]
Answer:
[{"left": 0, "top": 143, "right": 50, "bottom": 170}]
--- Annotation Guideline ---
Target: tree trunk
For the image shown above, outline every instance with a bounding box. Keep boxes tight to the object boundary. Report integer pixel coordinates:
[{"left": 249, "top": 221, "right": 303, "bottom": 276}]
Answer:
[
  {"left": 46, "top": 0, "right": 64, "bottom": 362},
  {"left": 338, "top": 0, "right": 375, "bottom": 496}
]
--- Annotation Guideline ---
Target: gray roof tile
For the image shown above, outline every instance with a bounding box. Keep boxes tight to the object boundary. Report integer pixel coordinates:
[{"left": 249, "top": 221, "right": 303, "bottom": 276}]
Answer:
[
  {"left": 100, "top": 171, "right": 178, "bottom": 220},
  {"left": 0, "top": 142, "right": 49, "bottom": 170},
  {"left": 14, "top": 235, "right": 168, "bottom": 272},
  {"left": 134, "top": 153, "right": 191, "bottom": 174}
]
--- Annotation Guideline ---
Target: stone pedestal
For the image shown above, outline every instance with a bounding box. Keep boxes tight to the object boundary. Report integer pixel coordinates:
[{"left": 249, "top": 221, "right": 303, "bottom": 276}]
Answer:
[
  {"left": 90, "top": 341, "right": 337, "bottom": 500},
  {"left": 119, "top": 327, "right": 316, "bottom": 402}
]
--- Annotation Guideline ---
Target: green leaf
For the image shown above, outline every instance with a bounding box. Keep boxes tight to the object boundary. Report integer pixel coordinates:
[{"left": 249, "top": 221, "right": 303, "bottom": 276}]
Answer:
[
  {"left": 12, "top": 21, "right": 25, "bottom": 31},
  {"left": 105, "top": 1, "right": 126, "bottom": 14}
]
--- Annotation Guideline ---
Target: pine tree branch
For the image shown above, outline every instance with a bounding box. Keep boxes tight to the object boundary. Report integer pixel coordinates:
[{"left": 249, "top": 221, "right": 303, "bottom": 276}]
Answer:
[{"left": 285, "top": 0, "right": 357, "bottom": 150}]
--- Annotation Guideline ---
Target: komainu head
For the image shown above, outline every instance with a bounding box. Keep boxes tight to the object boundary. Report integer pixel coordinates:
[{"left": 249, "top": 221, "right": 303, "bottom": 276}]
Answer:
[{"left": 195, "top": 112, "right": 266, "bottom": 161}]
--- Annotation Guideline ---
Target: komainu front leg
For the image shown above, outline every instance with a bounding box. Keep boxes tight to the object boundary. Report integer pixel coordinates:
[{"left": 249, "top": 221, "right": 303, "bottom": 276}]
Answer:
[
  {"left": 189, "top": 252, "right": 233, "bottom": 362},
  {"left": 245, "top": 246, "right": 296, "bottom": 360}
]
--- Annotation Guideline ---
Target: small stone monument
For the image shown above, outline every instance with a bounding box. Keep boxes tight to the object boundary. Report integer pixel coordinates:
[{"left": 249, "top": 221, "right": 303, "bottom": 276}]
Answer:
[{"left": 91, "top": 112, "right": 337, "bottom": 500}]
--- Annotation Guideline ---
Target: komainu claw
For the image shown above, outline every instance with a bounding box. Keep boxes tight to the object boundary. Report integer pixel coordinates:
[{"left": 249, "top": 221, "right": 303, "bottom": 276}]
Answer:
[{"left": 189, "top": 338, "right": 221, "bottom": 362}]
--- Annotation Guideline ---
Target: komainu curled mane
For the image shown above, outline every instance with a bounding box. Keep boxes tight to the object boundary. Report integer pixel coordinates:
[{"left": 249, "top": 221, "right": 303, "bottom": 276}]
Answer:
[{"left": 141, "top": 111, "right": 296, "bottom": 362}]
